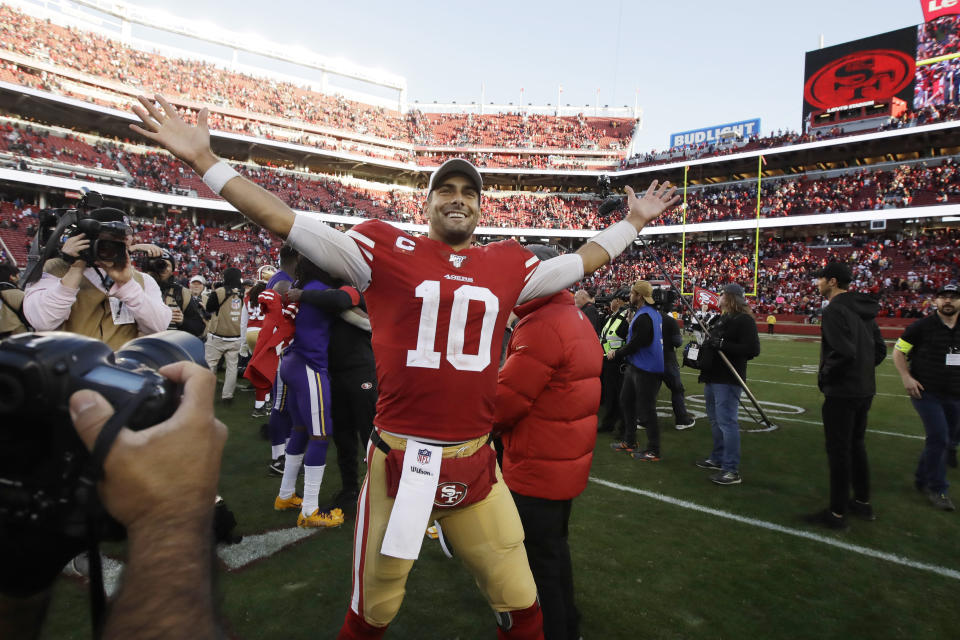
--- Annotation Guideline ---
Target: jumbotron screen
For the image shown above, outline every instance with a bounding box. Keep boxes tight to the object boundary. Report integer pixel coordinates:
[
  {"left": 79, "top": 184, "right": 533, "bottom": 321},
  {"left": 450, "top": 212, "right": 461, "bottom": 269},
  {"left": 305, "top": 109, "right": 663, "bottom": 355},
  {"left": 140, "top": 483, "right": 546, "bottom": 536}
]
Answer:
[
  {"left": 801, "top": 15, "right": 960, "bottom": 126},
  {"left": 802, "top": 27, "right": 918, "bottom": 124}
]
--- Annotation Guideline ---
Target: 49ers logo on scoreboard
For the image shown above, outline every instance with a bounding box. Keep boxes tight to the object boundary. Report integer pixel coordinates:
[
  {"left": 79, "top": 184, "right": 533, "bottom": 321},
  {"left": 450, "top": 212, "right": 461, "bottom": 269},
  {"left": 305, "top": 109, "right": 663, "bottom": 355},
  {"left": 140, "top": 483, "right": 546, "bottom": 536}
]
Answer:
[
  {"left": 434, "top": 481, "right": 468, "bottom": 507},
  {"left": 804, "top": 49, "right": 915, "bottom": 110}
]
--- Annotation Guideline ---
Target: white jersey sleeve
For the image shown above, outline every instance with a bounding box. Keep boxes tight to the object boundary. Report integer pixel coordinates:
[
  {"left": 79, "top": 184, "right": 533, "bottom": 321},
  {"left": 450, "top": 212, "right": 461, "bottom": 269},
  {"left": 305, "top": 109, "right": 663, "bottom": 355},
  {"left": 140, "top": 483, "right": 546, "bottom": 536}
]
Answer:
[
  {"left": 287, "top": 213, "right": 373, "bottom": 290},
  {"left": 516, "top": 253, "right": 585, "bottom": 305}
]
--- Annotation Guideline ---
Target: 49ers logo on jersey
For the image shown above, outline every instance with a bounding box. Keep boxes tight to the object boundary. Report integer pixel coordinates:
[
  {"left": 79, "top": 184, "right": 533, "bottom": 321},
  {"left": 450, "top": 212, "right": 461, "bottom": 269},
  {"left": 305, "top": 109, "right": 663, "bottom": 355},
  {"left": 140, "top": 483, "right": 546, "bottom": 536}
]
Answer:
[
  {"left": 449, "top": 254, "right": 468, "bottom": 268},
  {"left": 434, "top": 481, "right": 468, "bottom": 507}
]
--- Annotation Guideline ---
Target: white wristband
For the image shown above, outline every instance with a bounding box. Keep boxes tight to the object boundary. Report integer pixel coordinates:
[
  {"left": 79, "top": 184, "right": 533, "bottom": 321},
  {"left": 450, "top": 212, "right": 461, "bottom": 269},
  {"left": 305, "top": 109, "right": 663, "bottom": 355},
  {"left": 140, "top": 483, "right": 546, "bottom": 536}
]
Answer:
[
  {"left": 202, "top": 161, "right": 240, "bottom": 195},
  {"left": 590, "top": 220, "right": 638, "bottom": 260}
]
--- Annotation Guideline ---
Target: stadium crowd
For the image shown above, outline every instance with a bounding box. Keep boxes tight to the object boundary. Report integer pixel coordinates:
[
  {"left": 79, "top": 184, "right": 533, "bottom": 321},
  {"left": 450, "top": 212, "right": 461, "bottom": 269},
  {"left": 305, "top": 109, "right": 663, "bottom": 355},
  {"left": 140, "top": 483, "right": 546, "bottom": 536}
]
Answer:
[
  {"left": 3, "top": 118, "right": 960, "bottom": 232},
  {"left": 2, "top": 193, "right": 957, "bottom": 323}
]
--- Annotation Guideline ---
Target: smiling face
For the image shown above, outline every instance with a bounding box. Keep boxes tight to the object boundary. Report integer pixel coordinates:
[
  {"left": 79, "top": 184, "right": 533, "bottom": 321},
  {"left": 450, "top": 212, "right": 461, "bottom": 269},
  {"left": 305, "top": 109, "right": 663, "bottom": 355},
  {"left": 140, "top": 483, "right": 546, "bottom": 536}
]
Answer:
[
  {"left": 189, "top": 281, "right": 204, "bottom": 296},
  {"left": 424, "top": 173, "right": 480, "bottom": 250}
]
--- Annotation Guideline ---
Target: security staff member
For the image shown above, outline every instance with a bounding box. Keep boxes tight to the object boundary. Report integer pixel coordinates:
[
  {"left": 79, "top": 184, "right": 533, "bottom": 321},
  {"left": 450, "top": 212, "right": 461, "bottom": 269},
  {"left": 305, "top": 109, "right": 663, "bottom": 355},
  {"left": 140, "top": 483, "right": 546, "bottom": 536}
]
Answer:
[
  {"left": 205, "top": 267, "right": 244, "bottom": 405},
  {"left": 597, "top": 288, "right": 630, "bottom": 436},
  {"left": 609, "top": 280, "right": 663, "bottom": 461},
  {"left": 893, "top": 282, "right": 960, "bottom": 511}
]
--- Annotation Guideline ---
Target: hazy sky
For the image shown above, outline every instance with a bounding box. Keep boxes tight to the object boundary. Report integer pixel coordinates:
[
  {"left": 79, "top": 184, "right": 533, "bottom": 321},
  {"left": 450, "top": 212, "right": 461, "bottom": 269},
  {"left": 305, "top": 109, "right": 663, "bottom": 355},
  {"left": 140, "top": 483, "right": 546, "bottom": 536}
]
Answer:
[{"left": 128, "top": 0, "right": 923, "bottom": 151}]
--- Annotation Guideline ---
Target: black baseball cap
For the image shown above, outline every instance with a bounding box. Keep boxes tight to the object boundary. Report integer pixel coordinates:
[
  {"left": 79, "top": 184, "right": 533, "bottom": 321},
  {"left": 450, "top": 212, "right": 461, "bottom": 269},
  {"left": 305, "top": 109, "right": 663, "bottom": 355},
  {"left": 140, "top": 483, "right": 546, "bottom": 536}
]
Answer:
[
  {"left": 936, "top": 282, "right": 959, "bottom": 296},
  {"left": 427, "top": 159, "right": 483, "bottom": 199},
  {"left": 815, "top": 262, "right": 852, "bottom": 285}
]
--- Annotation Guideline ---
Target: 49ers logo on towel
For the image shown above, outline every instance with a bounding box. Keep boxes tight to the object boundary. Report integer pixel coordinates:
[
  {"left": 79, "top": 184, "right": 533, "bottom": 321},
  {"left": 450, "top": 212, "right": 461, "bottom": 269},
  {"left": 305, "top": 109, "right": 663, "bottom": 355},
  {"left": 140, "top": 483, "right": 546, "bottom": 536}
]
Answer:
[{"left": 435, "top": 481, "right": 468, "bottom": 507}]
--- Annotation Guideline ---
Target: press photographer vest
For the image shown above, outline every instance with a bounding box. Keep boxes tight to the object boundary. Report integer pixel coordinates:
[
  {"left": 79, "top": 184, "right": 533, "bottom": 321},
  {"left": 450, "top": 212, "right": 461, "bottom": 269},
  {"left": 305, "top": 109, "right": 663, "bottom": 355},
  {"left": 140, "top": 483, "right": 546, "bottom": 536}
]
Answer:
[
  {"left": 626, "top": 305, "right": 664, "bottom": 374},
  {"left": 0, "top": 286, "right": 28, "bottom": 337},
  {"left": 209, "top": 287, "right": 242, "bottom": 338},
  {"left": 161, "top": 282, "right": 191, "bottom": 330},
  {"left": 44, "top": 258, "right": 145, "bottom": 350}
]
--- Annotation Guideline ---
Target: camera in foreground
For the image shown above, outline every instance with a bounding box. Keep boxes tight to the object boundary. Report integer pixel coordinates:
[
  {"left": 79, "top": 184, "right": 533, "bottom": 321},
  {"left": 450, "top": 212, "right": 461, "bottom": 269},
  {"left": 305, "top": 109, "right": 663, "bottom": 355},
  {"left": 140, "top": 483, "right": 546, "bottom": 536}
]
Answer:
[{"left": 0, "top": 330, "right": 204, "bottom": 595}]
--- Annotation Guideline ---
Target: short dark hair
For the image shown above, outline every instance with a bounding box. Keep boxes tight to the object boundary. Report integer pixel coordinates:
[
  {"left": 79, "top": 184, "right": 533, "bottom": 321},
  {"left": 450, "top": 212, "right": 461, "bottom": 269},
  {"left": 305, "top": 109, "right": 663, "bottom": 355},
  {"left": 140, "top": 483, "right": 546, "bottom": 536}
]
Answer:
[{"left": 0, "top": 263, "right": 18, "bottom": 283}]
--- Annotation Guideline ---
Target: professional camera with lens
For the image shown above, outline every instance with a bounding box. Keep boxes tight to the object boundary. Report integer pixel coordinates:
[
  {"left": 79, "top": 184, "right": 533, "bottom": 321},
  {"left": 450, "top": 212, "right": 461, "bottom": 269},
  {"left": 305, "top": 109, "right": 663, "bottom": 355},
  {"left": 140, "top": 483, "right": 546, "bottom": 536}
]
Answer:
[
  {"left": 21, "top": 191, "right": 133, "bottom": 290},
  {"left": 652, "top": 286, "right": 678, "bottom": 312},
  {"left": 63, "top": 214, "right": 131, "bottom": 268},
  {"left": 0, "top": 330, "right": 204, "bottom": 596}
]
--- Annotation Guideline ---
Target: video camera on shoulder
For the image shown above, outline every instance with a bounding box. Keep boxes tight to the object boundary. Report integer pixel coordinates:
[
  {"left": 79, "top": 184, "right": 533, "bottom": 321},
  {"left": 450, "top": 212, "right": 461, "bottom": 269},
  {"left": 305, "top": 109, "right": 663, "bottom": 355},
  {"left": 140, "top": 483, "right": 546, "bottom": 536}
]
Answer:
[
  {"left": 652, "top": 286, "right": 678, "bottom": 311},
  {"left": 0, "top": 330, "right": 204, "bottom": 596}
]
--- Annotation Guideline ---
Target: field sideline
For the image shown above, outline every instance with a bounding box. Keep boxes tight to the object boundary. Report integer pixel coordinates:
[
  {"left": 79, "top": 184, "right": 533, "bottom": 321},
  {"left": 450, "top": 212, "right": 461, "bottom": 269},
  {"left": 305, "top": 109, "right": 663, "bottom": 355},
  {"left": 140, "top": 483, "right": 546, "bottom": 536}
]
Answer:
[{"left": 39, "top": 334, "right": 960, "bottom": 640}]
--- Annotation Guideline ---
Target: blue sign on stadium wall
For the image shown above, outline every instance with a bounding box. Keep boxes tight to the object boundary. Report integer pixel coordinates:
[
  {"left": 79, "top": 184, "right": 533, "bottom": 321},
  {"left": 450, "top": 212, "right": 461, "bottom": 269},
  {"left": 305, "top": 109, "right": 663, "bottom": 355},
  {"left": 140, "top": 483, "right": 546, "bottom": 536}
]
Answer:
[{"left": 670, "top": 119, "right": 761, "bottom": 148}]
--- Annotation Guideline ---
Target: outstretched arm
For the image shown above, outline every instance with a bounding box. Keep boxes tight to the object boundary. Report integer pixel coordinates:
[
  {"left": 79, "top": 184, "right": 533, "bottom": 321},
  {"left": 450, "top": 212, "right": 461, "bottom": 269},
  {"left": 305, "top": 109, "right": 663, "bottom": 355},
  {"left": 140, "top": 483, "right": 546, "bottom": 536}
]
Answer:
[
  {"left": 518, "top": 182, "right": 678, "bottom": 305},
  {"left": 130, "top": 95, "right": 294, "bottom": 238},
  {"left": 130, "top": 95, "right": 369, "bottom": 287},
  {"left": 576, "top": 181, "right": 679, "bottom": 275}
]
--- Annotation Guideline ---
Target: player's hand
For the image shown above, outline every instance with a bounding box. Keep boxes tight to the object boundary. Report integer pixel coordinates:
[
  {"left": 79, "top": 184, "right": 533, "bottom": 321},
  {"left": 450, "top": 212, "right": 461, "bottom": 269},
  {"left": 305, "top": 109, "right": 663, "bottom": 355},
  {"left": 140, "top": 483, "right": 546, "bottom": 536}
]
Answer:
[
  {"left": 624, "top": 181, "right": 680, "bottom": 230},
  {"left": 901, "top": 375, "right": 924, "bottom": 399},
  {"left": 130, "top": 243, "right": 163, "bottom": 257},
  {"left": 285, "top": 288, "right": 302, "bottom": 303},
  {"left": 68, "top": 362, "right": 227, "bottom": 534},
  {"left": 130, "top": 94, "right": 218, "bottom": 174}
]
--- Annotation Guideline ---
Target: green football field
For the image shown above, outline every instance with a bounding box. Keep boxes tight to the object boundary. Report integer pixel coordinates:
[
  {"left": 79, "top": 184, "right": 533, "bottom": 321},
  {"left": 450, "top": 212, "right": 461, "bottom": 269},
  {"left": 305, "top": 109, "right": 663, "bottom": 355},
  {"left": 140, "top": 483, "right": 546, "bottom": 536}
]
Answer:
[{"left": 39, "top": 334, "right": 960, "bottom": 640}]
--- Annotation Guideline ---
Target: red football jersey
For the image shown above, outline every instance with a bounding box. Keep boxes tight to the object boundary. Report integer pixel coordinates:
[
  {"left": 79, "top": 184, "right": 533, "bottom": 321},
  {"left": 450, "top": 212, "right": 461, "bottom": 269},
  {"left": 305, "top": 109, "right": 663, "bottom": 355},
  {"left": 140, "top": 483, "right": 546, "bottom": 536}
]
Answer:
[
  {"left": 347, "top": 219, "right": 538, "bottom": 441},
  {"left": 244, "top": 293, "right": 266, "bottom": 329}
]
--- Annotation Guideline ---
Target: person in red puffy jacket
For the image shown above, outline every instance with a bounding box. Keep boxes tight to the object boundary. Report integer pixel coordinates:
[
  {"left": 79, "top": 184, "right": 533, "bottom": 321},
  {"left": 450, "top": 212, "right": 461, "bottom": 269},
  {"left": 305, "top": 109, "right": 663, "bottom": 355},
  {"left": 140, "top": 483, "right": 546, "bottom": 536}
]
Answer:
[{"left": 495, "top": 245, "right": 603, "bottom": 640}]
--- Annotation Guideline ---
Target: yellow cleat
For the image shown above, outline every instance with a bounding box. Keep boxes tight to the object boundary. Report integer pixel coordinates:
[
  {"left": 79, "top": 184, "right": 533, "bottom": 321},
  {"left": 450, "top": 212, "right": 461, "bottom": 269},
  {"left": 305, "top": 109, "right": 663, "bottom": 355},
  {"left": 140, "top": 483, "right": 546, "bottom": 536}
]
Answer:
[
  {"left": 297, "top": 508, "right": 345, "bottom": 528},
  {"left": 274, "top": 494, "right": 303, "bottom": 511}
]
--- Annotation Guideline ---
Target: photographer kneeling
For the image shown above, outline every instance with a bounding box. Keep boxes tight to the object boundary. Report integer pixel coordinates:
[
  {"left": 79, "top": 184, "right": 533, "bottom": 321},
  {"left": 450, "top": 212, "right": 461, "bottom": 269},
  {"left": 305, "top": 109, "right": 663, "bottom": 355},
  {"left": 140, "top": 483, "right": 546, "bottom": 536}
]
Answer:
[{"left": 22, "top": 208, "right": 171, "bottom": 349}]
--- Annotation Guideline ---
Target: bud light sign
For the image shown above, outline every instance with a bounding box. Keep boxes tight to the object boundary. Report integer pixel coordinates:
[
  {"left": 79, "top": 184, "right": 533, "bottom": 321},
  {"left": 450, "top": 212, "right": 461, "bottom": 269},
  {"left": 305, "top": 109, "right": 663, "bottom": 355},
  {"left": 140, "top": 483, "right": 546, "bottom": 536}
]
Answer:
[{"left": 670, "top": 119, "right": 760, "bottom": 149}]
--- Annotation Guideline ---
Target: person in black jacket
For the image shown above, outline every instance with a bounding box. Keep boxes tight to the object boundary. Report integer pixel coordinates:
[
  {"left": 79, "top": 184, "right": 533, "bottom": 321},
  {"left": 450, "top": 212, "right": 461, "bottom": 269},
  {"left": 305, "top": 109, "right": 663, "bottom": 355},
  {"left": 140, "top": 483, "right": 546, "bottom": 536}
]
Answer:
[
  {"left": 286, "top": 284, "right": 377, "bottom": 515},
  {"left": 694, "top": 283, "right": 760, "bottom": 485},
  {"left": 597, "top": 288, "right": 630, "bottom": 436},
  {"left": 806, "top": 262, "right": 887, "bottom": 529},
  {"left": 660, "top": 309, "right": 695, "bottom": 430},
  {"left": 575, "top": 288, "right": 602, "bottom": 334}
]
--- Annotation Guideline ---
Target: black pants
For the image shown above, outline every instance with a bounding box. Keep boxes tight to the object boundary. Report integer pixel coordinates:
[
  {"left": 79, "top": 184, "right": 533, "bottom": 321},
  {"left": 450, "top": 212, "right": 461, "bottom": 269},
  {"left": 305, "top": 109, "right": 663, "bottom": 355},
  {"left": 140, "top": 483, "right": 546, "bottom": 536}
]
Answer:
[
  {"left": 620, "top": 365, "right": 662, "bottom": 453},
  {"left": 331, "top": 373, "right": 377, "bottom": 492},
  {"left": 659, "top": 358, "right": 689, "bottom": 421},
  {"left": 822, "top": 395, "right": 872, "bottom": 515},
  {"left": 512, "top": 492, "right": 579, "bottom": 640},
  {"left": 598, "top": 358, "right": 625, "bottom": 433}
]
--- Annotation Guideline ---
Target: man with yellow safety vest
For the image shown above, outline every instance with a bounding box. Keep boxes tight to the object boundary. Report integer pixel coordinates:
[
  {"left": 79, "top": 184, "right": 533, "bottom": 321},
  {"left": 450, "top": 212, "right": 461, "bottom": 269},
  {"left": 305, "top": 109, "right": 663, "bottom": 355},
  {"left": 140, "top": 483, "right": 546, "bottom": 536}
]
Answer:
[{"left": 597, "top": 288, "right": 631, "bottom": 437}]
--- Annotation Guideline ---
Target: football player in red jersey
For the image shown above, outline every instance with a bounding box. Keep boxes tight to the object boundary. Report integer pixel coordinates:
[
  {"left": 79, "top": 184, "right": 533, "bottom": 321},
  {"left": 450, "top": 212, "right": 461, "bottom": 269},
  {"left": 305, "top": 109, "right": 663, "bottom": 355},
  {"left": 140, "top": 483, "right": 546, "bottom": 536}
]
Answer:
[{"left": 130, "top": 94, "right": 679, "bottom": 640}]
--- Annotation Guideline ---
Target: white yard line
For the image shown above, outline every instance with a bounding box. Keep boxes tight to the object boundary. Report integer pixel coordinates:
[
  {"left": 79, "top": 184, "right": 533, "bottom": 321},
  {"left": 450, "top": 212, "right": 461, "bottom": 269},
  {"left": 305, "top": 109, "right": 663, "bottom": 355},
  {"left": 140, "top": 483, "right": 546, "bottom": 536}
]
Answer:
[
  {"left": 677, "top": 370, "right": 908, "bottom": 399},
  {"left": 589, "top": 477, "right": 960, "bottom": 582}
]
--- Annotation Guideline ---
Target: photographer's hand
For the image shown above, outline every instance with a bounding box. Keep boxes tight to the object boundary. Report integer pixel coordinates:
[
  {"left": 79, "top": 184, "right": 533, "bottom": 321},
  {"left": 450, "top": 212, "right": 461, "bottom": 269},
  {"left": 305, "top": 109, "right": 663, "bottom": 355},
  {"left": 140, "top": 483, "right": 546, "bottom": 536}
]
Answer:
[
  {"left": 130, "top": 243, "right": 163, "bottom": 257},
  {"left": 101, "top": 256, "right": 134, "bottom": 287},
  {"left": 69, "top": 362, "right": 225, "bottom": 640}
]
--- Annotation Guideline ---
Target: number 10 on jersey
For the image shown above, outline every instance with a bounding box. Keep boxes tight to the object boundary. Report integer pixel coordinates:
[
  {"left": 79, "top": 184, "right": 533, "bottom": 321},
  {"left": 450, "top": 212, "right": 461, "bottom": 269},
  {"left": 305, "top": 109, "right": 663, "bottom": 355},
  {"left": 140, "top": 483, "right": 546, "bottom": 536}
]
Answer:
[{"left": 406, "top": 280, "right": 499, "bottom": 372}]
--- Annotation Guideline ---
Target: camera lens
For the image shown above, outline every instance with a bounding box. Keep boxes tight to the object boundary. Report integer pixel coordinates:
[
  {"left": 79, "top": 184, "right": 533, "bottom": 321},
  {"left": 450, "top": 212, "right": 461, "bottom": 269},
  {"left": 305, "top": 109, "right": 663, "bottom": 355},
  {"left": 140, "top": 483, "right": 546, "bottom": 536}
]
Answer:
[
  {"left": 0, "top": 371, "right": 24, "bottom": 415},
  {"left": 95, "top": 240, "right": 126, "bottom": 263},
  {"left": 116, "top": 330, "right": 206, "bottom": 370}
]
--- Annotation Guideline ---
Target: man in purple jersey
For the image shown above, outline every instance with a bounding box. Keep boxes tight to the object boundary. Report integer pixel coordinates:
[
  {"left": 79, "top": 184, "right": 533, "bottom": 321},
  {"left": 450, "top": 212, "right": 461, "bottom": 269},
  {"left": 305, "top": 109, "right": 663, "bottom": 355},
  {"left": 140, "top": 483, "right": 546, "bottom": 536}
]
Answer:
[{"left": 272, "top": 256, "right": 345, "bottom": 527}]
